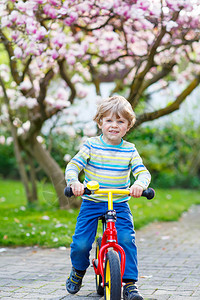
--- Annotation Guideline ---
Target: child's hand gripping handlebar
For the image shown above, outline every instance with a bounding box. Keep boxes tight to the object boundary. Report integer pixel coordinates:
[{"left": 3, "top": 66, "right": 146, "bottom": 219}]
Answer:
[{"left": 64, "top": 181, "right": 155, "bottom": 200}]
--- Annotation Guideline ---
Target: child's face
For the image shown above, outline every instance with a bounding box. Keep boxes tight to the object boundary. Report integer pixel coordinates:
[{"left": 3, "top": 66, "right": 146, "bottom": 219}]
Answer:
[{"left": 98, "top": 112, "right": 130, "bottom": 145}]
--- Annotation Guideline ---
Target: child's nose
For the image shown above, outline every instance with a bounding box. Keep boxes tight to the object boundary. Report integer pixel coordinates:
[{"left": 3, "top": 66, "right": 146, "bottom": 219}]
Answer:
[{"left": 112, "top": 121, "right": 118, "bottom": 127}]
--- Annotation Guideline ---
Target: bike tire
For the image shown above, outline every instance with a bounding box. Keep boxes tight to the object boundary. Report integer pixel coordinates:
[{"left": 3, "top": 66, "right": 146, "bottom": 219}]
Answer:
[
  {"left": 95, "top": 237, "right": 104, "bottom": 295},
  {"left": 104, "top": 249, "right": 121, "bottom": 300}
]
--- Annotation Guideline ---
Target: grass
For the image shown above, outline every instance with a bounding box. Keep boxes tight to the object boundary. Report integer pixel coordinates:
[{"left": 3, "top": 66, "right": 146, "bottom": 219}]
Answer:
[{"left": 0, "top": 179, "right": 200, "bottom": 248}]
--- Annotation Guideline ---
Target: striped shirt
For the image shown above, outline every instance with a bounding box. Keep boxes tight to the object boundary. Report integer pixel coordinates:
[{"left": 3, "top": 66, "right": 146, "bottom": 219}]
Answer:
[{"left": 65, "top": 135, "right": 151, "bottom": 203}]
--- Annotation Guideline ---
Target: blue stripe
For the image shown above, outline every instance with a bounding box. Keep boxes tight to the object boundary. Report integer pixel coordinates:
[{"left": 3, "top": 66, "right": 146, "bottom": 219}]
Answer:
[
  {"left": 87, "top": 162, "right": 129, "bottom": 172},
  {"left": 73, "top": 158, "right": 85, "bottom": 168},
  {"left": 84, "top": 176, "right": 130, "bottom": 188},
  {"left": 84, "top": 143, "right": 90, "bottom": 150},
  {"left": 91, "top": 144, "right": 134, "bottom": 153},
  {"left": 132, "top": 164, "right": 144, "bottom": 172},
  {"left": 89, "top": 160, "right": 130, "bottom": 168},
  {"left": 65, "top": 167, "right": 78, "bottom": 172}
]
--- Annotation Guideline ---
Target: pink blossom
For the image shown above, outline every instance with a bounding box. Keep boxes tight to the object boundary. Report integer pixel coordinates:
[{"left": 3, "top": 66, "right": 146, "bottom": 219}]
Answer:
[
  {"left": 6, "top": 137, "right": 13, "bottom": 146},
  {"left": 26, "top": 97, "right": 38, "bottom": 109},
  {"left": 56, "top": 87, "right": 69, "bottom": 100},
  {"left": 81, "top": 41, "right": 89, "bottom": 53},
  {"left": 22, "top": 121, "right": 31, "bottom": 132},
  {"left": 49, "top": 0, "right": 60, "bottom": 5},
  {"left": 76, "top": 2, "right": 90, "bottom": 14},
  {"left": 58, "top": 47, "right": 67, "bottom": 57},
  {"left": 166, "top": 0, "right": 179, "bottom": 11},
  {"left": 64, "top": 154, "right": 72, "bottom": 162},
  {"left": 1, "top": 16, "right": 12, "bottom": 28},
  {"left": 35, "top": 26, "right": 47, "bottom": 41},
  {"left": 71, "top": 74, "right": 84, "bottom": 84},
  {"left": 45, "top": 96, "right": 55, "bottom": 107},
  {"left": 26, "top": 23, "right": 37, "bottom": 34},
  {"left": 16, "top": 1, "right": 27, "bottom": 12},
  {"left": 165, "top": 20, "right": 178, "bottom": 32},
  {"left": 137, "top": 0, "right": 150, "bottom": 11},
  {"left": 64, "top": 11, "right": 78, "bottom": 26},
  {"left": 15, "top": 96, "right": 27, "bottom": 108},
  {"left": 0, "top": 136, "right": 6, "bottom": 145},
  {"left": 19, "top": 80, "right": 32, "bottom": 91},
  {"left": 14, "top": 47, "right": 23, "bottom": 59},
  {"left": 52, "top": 32, "right": 67, "bottom": 48},
  {"left": 34, "top": 0, "right": 44, "bottom": 4},
  {"left": 66, "top": 55, "right": 76, "bottom": 65},
  {"left": 20, "top": 40, "right": 28, "bottom": 50},
  {"left": 36, "top": 136, "right": 44, "bottom": 144},
  {"left": 11, "top": 31, "right": 19, "bottom": 41},
  {"left": 76, "top": 84, "right": 88, "bottom": 99},
  {"left": 43, "top": 4, "right": 57, "bottom": 18},
  {"left": 36, "top": 57, "right": 43, "bottom": 68},
  {"left": 55, "top": 99, "right": 70, "bottom": 109},
  {"left": 9, "top": 10, "right": 19, "bottom": 22},
  {"left": 24, "top": 42, "right": 38, "bottom": 56},
  {"left": 37, "top": 43, "right": 47, "bottom": 54},
  {"left": 51, "top": 49, "right": 59, "bottom": 59},
  {"left": 65, "top": 126, "right": 76, "bottom": 137},
  {"left": 16, "top": 14, "right": 26, "bottom": 26},
  {"left": 83, "top": 124, "right": 97, "bottom": 137}
]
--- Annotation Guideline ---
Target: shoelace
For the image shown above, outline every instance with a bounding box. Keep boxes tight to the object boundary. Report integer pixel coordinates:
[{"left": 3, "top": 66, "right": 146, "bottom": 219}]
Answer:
[
  {"left": 70, "top": 270, "right": 84, "bottom": 284},
  {"left": 124, "top": 283, "right": 137, "bottom": 293}
]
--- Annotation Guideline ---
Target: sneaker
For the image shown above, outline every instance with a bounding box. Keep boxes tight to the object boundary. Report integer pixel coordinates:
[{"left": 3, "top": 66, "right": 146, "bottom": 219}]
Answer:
[
  {"left": 123, "top": 283, "right": 144, "bottom": 300},
  {"left": 66, "top": 267, "right": 85, "bottom": 294}
]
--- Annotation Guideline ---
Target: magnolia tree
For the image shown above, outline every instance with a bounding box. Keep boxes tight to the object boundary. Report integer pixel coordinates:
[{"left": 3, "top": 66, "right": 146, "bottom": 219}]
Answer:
[{"left": 0, "top": 0, "right": 200, "bottom": 208}]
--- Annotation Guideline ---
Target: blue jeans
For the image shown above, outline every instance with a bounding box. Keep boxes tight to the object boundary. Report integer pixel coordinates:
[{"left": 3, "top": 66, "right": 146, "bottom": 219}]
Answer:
[{"left": 70, "top": 200, "right": 138, "bottom": 281}]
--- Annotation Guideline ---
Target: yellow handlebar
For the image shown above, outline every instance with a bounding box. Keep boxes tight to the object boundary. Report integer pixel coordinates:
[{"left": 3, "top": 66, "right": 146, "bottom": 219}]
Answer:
[{"left": 87, "top": 181, "right": 130, "bottom": 210}]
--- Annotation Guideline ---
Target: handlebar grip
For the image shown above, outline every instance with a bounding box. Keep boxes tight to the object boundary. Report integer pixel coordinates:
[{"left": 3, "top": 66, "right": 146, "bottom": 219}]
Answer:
[
  {"left": 64, "top": 186, "right": 91, "bottom": 197},
  {"left": 64, "top": 186, "right": 155, "bottom": 199},
  {"left": 142, "top": 188, "right": 155, "bottom": 200}
]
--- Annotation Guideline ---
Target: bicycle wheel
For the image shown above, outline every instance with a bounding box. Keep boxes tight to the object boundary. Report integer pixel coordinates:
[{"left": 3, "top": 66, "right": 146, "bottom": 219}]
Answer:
[
  {"left": 104, "top": 249, "right": 121, "bottom": 300},
  {"left": 95, "top": 237, "right": 104, "bottom": 295}
]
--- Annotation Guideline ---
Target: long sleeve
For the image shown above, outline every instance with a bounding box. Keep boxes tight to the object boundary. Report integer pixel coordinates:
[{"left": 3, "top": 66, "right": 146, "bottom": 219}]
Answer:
[
  {"left": 131, "top": 148, "right": 151, "bottom": 190},
  {"left": 65, "top": 140, "right": 91, "bottom": 186}
]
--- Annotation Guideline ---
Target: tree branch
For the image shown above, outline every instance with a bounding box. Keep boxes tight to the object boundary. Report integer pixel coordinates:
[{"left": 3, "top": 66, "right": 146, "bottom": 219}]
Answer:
[
  {"left": 0, "top": 29, "right": 21, "bottom": 84},
  {"left": 140, "top": 60, "right": 176, "bottom": 93},
  {"left": 36, "top": 68, "right": 54, "bottom": 124},
  {"left": 134, "top": 74, "right": 200, "bottom": 128},
  {"left": 0, "top": 75, "right": 33, "bottom": 201},
  {"left": 128, "top": 10, "right": 180, "bottom": 108},
  {"left": 58, "top": 59, "right": 76, "bottom": 103}
]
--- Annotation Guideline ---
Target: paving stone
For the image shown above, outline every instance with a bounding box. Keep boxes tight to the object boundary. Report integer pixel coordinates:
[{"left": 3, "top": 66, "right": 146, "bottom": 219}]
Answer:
[{"left": 0, "top": 205, "right": 200, "bottom": 299}]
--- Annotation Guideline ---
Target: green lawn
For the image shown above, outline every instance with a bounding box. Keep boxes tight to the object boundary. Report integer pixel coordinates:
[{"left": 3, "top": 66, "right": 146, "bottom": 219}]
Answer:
[{"left": 0, "top": 179, "right": 200, "bottom": 248}]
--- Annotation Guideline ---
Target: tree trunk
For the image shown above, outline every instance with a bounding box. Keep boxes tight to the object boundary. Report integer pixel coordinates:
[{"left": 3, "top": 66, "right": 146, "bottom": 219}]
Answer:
[
  {"left": 0, "top": 75, "right": 36, "bottom": 204},
  {"left": 11, "top": 127, "right": 36, "bottom": 203},
  {"left": 30, "top": 137, "right": 77, "bottom": 209},
  {"left": 27, "top": 153, "right": 38, "bottom": 202}
]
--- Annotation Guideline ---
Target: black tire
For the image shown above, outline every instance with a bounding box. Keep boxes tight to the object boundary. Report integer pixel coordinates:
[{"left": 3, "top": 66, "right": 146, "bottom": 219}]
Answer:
[
  {"left": 95, "top": 237, "right": 104, "bottom": 295},
  {"left": 104, "top": 250, "right": 121, "bottom": 300}
]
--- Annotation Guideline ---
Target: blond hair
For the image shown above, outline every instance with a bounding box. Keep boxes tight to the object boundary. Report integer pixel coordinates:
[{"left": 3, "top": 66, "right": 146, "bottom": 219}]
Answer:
[{"left": 93, "top": 95, "right": 136, "bottom": 128}]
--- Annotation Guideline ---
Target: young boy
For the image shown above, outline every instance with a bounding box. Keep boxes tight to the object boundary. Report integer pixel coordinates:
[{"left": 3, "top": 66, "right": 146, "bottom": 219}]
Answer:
[{"left": 65, "top": 95, "right": 151, "bottom": 300}]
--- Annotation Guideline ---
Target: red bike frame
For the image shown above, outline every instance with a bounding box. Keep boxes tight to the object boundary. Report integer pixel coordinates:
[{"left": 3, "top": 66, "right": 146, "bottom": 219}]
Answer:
[
  {"left": 92, "top": 189, "right": 129, "bottom": 287},
  {"left": 92, "top": 218, "right": 126, "bottom": 286}
]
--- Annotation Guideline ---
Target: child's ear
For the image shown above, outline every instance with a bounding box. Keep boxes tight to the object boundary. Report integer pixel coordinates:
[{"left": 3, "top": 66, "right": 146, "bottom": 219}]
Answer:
[{"left": 97, "top": 121, "right": 102, "bottom": 129}]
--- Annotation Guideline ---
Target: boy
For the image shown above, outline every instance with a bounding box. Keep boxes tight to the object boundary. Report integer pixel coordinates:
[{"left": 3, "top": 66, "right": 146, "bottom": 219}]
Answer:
[{"left": 65, "top": 95, "right": 151, "bottom": 300}]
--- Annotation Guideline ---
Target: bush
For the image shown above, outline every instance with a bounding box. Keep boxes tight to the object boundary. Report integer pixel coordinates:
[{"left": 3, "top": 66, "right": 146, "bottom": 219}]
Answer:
[
  {"left": 0, "top": 143, "right": 19, "bottom": 179},
  {"left": 126, "top": 125, "right": 200, "bottom": 189}
]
